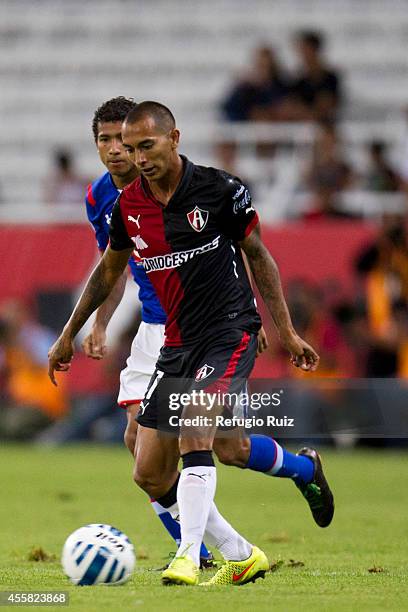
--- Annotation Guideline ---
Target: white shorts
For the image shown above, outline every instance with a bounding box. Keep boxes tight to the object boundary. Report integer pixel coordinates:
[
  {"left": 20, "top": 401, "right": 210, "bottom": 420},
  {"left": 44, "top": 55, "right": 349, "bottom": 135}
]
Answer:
[{"left": 117, "top": 322, "right": 165, "bottom": 408}]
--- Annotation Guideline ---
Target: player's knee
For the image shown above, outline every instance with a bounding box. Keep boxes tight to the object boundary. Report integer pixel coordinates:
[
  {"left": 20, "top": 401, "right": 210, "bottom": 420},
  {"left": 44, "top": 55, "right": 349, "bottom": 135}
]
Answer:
[
  {"left": 132, "top": 464, "right": 153, "bottom": 492},
  {"left": 133, "top": 463, "right": 170, "bottom": 497}
]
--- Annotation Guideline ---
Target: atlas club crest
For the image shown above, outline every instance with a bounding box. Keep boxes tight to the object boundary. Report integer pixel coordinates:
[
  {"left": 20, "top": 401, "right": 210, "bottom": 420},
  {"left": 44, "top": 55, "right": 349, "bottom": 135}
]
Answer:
[
  {"left": 187, "top": 206, "right": 209, "bottom": 232},
  {"left": 195, "top": 364, "right": 215, "bottom": 381}
]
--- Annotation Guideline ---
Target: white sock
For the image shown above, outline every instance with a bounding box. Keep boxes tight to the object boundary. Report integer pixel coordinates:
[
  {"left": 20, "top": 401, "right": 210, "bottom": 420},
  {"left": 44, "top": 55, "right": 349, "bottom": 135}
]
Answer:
[
  {"left": 176, "top": 464, "right": 216, "bottom": 567},
  {"left": 205, "top": 503, "right": 252, "bottom": 561},
  {"left": 166, "top": 496, "right": 252, "bottom": 562}
]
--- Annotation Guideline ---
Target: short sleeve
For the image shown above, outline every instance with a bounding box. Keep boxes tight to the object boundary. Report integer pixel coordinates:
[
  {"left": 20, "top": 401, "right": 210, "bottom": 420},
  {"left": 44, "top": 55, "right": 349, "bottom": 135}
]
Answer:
[
  {"left": 109, "top": 196, "right": 135, "bottom": 251},
  {"left": 218, "top": 173, "right": 259, "bottom": 241},
  {"left": 85, "top": 190, "right": 109, "bottom": 252}
]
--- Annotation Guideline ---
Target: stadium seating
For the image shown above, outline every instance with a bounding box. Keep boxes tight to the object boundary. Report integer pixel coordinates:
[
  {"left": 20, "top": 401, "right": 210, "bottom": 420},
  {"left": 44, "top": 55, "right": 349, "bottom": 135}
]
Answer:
[{"left": 1, "top": 0, "right": 408, "bottom": 214}]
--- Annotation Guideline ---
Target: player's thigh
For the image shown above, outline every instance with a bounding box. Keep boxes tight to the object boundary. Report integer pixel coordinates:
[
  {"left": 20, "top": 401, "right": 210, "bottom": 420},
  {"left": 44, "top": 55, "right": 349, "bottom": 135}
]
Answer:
[
  {"left": 179, "top": 329, "right": 258, "bottom": 455},
  {"left": 119, "top": 322, "right": 165, "bottom": 453},
  {"left": 133, "top": 424, "right": 180, "bottom": 496},
  {"left": 118, "top": 322, "right": 165, "bottom": 408}
]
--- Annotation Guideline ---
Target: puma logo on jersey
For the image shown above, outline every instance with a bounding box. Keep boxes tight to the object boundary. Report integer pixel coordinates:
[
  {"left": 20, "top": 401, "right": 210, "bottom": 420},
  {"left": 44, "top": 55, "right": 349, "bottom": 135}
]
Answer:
[
  {"left": 128, "top": 214, "right": 141, "bottom": 228},
  {"left": 187, "top": 206, "right": 209, "bottom": 232}
]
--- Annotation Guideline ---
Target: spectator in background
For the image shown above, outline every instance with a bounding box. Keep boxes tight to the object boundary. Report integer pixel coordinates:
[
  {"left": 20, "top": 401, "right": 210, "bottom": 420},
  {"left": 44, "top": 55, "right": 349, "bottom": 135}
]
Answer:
[
  {"left": 0, "top": 319, "right": 9, "bottom": 400},
  {"left": 289, "top": 30, "right": 342, "bottom": 122},
  {"left": 364, "top": 141, "right": 402, "bottom": 192},
  {"left": 221, "top": 45, "right": 290, "bottom": 122},
  {"left": 286, "top": 279, "right": 350, "bottom": 377},
  {"left": 44, "top": 148, "right": 89, "bottom": 205},
  {"left": 0, "top": 299, "right": 68, "bottom": 440},
  {"left": 301, "top": 121, "right": 354, "bottom": 219},
  {"left": 36, "top": 319, "right": 138, "bottom": 446},
  {"left": 355, "top": 217, "right": 408, "bottom": 377}
]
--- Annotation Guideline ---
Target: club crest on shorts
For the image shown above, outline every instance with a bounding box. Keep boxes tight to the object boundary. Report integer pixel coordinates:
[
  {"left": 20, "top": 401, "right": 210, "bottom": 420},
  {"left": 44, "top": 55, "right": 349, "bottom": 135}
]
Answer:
[
  {"left": 187, "top": 206, "right": 209, "bottom": 232},
  {"left": 195, "top": 364, "right": 215, "bottom": 381}
]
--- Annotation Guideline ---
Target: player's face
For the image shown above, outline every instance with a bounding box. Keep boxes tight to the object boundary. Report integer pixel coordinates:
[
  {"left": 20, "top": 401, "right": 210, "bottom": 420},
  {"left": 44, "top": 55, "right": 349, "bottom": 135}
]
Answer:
[
  {"left": 122, "top": 117, "right": 179, "bottom": 182},
  {"left": 96, "top": 121, "right": 136, "bottom": 177}
]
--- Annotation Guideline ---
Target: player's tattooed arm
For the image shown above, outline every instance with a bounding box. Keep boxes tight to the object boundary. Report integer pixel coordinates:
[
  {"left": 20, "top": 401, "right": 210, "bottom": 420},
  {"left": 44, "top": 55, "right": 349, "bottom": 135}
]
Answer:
[
  {"left": 48, "top": 246, "right": 133, "bottom": 385},
  {"left": 240, "top": 224, "right": 319, "bottom": 371},
  {"left": 241, "top": 250, "right": 268, "bottom": 356},
  {"left": 82, "top": 261, "right": 127, "bottom": 360}
]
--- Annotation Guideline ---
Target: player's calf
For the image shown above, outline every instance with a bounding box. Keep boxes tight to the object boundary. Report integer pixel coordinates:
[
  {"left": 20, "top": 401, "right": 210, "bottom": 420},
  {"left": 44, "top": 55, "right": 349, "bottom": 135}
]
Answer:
[
  {"left": 133, "top": 424, "right": 180, "bottom": 498},
  {"left": 213, "top": 434, "right": 250, "bottom": 468}
]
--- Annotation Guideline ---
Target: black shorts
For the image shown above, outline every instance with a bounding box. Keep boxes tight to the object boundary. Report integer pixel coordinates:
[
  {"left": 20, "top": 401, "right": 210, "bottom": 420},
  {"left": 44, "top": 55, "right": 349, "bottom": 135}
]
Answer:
[{"left": 136, "top": 328, "right": 258, "bottom": 432}]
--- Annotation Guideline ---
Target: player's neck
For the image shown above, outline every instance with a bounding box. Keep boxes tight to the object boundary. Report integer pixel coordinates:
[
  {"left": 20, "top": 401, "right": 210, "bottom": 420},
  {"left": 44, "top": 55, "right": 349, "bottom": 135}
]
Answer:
[
  {"left": 148, "top": 154, "right": 183, "bottom": 206},
  {"left": 111, "top": 168, "right": 139, "bottom": 190}
]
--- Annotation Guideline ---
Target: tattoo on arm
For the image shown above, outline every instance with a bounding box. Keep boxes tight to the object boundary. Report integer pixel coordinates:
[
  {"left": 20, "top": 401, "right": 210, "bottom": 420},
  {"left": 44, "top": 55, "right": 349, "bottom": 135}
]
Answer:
[
  {"left": 94, "top": 270, "right": 127, "bottom": 328},
  {"left": 64, "top": 249, "right": 131, "bottom": 338},
  {"left": 241, "top": 225, "right": 295, "bottom": 338}
]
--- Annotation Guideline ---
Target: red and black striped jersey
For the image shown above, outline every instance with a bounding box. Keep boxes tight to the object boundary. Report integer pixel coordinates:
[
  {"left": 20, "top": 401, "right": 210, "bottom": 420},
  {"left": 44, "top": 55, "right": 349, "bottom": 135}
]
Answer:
[{"left": 109, "top": 156, "right": 261, "bottom": 347}]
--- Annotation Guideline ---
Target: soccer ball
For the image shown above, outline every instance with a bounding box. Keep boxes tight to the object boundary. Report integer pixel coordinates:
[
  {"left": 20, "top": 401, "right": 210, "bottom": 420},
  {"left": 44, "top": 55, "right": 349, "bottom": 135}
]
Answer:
[{"left": 61, "top": 524, "right": 135, "bottom": 586}]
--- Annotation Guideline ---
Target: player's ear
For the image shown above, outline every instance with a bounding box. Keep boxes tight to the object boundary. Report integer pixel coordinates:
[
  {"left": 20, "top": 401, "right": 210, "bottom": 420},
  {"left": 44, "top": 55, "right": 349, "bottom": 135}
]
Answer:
[{"left": 170, "top": 128, "right": 180, "bottom": 149}]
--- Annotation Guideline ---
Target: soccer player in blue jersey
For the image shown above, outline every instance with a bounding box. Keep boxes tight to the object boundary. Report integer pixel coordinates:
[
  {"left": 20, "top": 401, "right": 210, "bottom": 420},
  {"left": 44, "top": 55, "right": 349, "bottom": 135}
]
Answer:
[{"left": 82, "top": 97, "right": 214, "bottom": 567}]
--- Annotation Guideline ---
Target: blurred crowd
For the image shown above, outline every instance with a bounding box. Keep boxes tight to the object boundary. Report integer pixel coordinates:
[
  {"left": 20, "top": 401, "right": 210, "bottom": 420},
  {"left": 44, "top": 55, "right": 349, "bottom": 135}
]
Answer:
[
  {"left": 217, "top": 30, "right": 408, "bottom": 220},
  {"left": 0, "top": 299, "right": 136, "bottom": 444},
  {"left": 221, "top": 31, "right": 341, "bottom": 124}
]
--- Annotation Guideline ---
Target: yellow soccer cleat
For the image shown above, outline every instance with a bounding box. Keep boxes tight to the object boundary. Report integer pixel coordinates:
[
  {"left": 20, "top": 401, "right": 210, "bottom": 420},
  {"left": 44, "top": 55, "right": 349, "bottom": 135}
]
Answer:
[
  {"left": 161, "top": 555, "right": 199, "bottom": 586},
  {"left": 200, "top": 546, "right": 269, "bottom": 586}
]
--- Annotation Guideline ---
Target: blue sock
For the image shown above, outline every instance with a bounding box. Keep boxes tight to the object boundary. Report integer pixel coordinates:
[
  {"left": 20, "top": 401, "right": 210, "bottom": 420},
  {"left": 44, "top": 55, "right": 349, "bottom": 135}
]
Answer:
[
  {"left": 151, "top": 501, "right": 211, "bottom": 560},
  {"left": 246, "top": 434, "right": 314, "bottom": 485},
  {"left": 156, "top": 509, "right": 181, "bottom": 546}
]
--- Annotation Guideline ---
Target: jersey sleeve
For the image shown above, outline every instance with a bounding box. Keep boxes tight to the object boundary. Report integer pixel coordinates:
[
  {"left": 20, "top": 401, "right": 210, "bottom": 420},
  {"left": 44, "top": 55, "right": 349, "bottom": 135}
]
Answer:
[
  {"left": 85, "top": 185, "right": 109, "bottom": 252},
  {"left": 218, "top": 173, "right": 259, "bottom": 241},
  {"left": 109, "top": 196, "right": 135, "bottom": 251}
]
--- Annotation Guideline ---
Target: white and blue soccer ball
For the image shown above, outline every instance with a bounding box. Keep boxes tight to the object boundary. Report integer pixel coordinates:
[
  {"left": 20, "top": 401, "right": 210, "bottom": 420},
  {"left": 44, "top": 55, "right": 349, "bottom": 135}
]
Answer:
[{"left": 61, "top": 524, "right": 135, "bottom": 586}]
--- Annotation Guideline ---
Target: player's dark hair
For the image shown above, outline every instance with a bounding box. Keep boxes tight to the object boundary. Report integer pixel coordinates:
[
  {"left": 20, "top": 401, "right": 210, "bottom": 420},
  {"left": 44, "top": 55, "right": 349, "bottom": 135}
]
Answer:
[
  {"left": 92, "top": 97, "right": 137, "bottom": 142},
  {"left": 297, "top": 30, "right": 324, "bottom": 51},
  {"left": 125, "top": 101, "right": 176, "bottom": 133}
]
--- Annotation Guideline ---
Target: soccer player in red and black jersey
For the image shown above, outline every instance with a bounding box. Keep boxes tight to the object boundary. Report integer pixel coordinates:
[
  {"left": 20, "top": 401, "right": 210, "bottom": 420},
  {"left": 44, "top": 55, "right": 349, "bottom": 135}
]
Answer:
[{"left": 48, "top": 101, "right": 334, "bottom": 587}]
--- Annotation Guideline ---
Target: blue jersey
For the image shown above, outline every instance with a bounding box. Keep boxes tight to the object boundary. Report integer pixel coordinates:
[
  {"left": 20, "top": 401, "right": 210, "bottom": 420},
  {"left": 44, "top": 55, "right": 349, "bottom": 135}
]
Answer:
[{"left": 85, "top": 172, "right": 167, "bottom": 324}]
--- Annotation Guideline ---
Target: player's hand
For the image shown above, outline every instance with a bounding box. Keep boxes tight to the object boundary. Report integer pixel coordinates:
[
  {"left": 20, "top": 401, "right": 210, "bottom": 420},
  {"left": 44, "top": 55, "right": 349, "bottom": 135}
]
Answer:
[
  {"left": 281, "top": 332, "right": 320, "bottom": 372},
  {"left": 257, "top": 326, "right": 269, "bottom": 356},
  {"left": 48, "top": 333, "right": 75, "bottom": 386},
  {"left": 82, "top": 324, "right": 107, "bottom": 360}
]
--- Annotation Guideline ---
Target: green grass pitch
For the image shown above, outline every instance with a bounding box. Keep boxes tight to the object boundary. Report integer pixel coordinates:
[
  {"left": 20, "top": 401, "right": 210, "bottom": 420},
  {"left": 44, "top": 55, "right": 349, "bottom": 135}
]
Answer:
[{"left": 0, "top": 445, "right": 407, "bottom": 611}]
